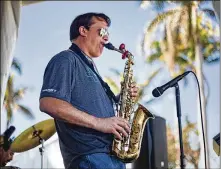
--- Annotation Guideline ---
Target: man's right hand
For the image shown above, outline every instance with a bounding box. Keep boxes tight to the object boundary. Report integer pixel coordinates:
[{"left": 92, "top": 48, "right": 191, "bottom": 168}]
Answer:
[{"left": 94, "top": 117, "right": 130, "bottom": 140}]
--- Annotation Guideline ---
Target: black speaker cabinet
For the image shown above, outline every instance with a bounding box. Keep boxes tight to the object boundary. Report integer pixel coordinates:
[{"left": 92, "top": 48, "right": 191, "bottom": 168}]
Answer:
[
  {"left": 213, "top": 133, "right": 220, "bottom": 156},
  {"left": 132, "top": 116, "right": 168, "bottom": 169}
]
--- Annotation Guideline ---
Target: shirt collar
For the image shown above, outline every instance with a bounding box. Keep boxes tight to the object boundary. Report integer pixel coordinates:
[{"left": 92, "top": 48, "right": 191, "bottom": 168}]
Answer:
[{"left": 70, "top": 43, "right": 93, "bottom": 64}]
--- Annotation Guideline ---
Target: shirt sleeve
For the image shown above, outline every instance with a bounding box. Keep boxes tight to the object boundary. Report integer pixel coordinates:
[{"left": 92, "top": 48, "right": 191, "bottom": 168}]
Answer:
[{"left": 40, "top": 54, "right": 75, "bottom": 103}]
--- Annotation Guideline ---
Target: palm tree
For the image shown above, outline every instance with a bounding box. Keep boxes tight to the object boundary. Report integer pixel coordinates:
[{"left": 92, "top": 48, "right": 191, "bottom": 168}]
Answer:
[
  {"left": 167, "top": 116, "right": 201, "bottom": 169},
  {"left": 145, "top": 16, "right": 219, "bottom": 102},
  {"left": 140, "top": 1, "right": 219, "bottom": 167},
  {"left": 141, "top": 1, "right": 219, "bottom": 74},
  {"left": 3, "top": 58, "right": 34, "bottom": 127}
]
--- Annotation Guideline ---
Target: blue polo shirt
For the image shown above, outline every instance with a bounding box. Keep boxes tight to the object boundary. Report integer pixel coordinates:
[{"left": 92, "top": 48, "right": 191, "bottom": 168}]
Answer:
[{"left": 40, "top": 44, "right": 116, "bottom": 168}]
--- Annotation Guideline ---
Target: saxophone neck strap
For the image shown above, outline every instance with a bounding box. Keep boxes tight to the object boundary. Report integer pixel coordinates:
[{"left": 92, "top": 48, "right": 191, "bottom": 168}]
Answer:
[{"left": 69, "top": 43, "right": 118, "bottom": 104}]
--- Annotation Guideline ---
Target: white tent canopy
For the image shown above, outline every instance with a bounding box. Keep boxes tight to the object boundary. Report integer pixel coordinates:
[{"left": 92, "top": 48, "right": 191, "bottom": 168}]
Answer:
[{"left": 1, "top": 1, "right": 21, "bottom": 112}]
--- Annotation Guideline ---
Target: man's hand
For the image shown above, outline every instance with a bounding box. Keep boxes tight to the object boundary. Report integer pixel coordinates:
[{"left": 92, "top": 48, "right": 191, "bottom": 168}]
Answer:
[
  {"left": 94, "top": 117, "right": 130, "bottom": 140},
  {"left": 0, "top": 147, "right": 14, "bottom": 166}
]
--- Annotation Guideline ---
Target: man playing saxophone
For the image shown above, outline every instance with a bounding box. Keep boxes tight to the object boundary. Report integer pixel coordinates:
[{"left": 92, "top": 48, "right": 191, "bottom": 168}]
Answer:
[{"left": 39, "top": 12, "right": 139, "bottom": 169}]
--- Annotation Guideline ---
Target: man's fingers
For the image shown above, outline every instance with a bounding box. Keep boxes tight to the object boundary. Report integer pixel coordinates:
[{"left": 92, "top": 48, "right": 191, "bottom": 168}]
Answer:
[
  {"left": 117, "top": 121, "right": 130, "bottom": 133},
  {"left": 116, "top": 118, "right": 130, "bottom": 130},
  {"left": 113, "top": 130, "right": 123, "bottom": 140},
  {"left": 115, "top": 125, "right": 129, "bottom": 138}
]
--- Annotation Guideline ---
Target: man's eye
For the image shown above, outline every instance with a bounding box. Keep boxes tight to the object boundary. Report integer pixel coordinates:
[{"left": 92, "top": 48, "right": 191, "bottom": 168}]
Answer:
[
  {"left": 99, "top": 28, "right": 109, "bottom": 37},
  {"left": 99, "top": 28, "right": 105, "bottom": 36}
]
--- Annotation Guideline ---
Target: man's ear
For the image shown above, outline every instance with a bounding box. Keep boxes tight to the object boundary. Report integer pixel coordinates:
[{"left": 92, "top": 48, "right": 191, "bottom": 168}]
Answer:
[{"left": 79, "top": 26, "right": 87, "bottom": 37}]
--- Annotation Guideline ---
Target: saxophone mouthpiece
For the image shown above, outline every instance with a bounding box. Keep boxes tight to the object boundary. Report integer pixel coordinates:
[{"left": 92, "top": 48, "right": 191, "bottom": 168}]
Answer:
[
  {"left": 104, "top": 42, "right": 124, "bottom": 54},
  {"left": 104, "top": 42, "right": 115, "bottom": 50}
]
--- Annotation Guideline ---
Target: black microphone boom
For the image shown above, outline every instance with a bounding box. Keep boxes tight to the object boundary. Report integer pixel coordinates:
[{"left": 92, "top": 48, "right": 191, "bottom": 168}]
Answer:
[
  {"left": 2, "top": 126, "right": 16, "bottom": 151},
  {"left": 152, "top": 71, "right": 191, "bottom": 97},
  {"left": 3, "top": 126, "right": 15, "bottom": 139}
]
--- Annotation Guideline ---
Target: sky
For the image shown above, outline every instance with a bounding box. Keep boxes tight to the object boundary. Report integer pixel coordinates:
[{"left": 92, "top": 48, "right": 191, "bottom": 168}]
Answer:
[{"left": 1, "top": 1, "right": 220, "bottom": 168}]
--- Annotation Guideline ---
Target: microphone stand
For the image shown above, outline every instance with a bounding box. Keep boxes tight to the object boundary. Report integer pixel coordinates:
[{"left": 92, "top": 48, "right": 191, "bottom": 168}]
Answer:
[{"left": 174, "top": 83, "right": 185, "bottom": 169}]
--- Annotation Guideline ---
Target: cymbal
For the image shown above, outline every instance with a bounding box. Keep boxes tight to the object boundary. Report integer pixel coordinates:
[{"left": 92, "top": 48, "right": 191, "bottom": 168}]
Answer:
[{"left": 11, "top": 119, "right": 56, "bottom": 153}]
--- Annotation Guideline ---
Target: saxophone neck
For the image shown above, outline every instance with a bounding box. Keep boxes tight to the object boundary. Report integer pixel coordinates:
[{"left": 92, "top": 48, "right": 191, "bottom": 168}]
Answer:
[{"left": 104, "top": 42, "right": 134, "bottom": 61}]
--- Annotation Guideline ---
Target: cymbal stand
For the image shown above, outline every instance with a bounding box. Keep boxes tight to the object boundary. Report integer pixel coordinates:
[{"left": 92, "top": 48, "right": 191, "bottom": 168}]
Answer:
[
  {"left": 32, "top": 126, "right": 45, "bottom": 169},
  {"left": 39, "top": 138, "right": 45, "bottom": 169}
]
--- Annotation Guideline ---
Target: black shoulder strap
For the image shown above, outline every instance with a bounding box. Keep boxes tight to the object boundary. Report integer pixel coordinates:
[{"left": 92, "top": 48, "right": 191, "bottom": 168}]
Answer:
[{"left": 69, "top": 43, "right": 118, "bottom": 104}]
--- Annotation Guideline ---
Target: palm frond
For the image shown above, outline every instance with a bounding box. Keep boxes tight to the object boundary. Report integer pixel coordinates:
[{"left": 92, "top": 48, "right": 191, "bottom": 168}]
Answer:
[
  {"left": 174, "top": 56, "right": 188, "bottom": 65},
  {"left": 18, "top": 105, "right": 35, "bottom": 119},
  {"left": 104, "top": 77, "right": 120, "bottom": 94},
  {"left": 6, "top": 104, "right": 13, "bottom": 128},
  {"left": 12, "top": 58, "right": 22, "bottom": 75},
  {"left": 176, "top": 8, "right": 190, "bottom": 46},
  {"left": 205, "top": 56, "right": 220, "bottom": 64},
  {"left": 146, "top": 9, "right": 181, "bottom": 34},
  {"left": 13, "top": 87, "right": 28, "bottom": 101},
  {"left": 202, "top": 9, "right": 216, "bottom": 19},
  {"left": 140, "top": 0, "right": 167, "bottom": 12},
  {"left": 151, "top": 1, "right": 168, "bottom": 12},
  {"left": 203, "top": 41, "right": 220, "bottom": 61},
  {"left": 136, "top": 88, "right": 144, "bottom": 102},
  {"left": 142, "top": 10, "right": 180, "bottom": 55},
  {"left": 143, "top": 41, "right": 162, "bottom": 60},
  {"left": 109, "top": 68, "right": 121, "bottom": 76},
  {"left": 4, "top": 76, "right": 14, "bottom": 104},
  {"left": 202, "top": 73, "right": 210, "bottom": 106},
  {"left": 140, "top": 36, "right": 146, "bottom": 57},
  {"left": 146, "top": 53, "right": 162, "bottom": 63},
  {"left": 150, "top": 41, "right": 161, "bottom": 50}
]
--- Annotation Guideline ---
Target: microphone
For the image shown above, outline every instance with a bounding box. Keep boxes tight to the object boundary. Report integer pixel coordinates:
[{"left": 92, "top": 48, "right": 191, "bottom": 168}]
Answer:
[
  {"left": 2, "top": 126, "right": 15, "bottom": 151},
  {"left": 152, "top": 71, "right": 191, "bottom": 97}
]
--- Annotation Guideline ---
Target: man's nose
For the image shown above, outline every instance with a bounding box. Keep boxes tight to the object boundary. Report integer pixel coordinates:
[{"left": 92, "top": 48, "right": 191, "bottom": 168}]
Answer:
[{"left": 103, "top": 35, "right": 109, "bottom": 42}]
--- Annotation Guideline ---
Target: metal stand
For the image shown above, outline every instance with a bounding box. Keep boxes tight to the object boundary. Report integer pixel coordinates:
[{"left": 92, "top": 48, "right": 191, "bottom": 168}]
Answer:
[
  {"left": 32, "top": 126, "right": 45, "bottom": 169},
  {"left": 39, "top": 139, "right": 45, "bottom": 169},
  {"left": 175, "top": 84, "right": 185, "bottom": 169}
]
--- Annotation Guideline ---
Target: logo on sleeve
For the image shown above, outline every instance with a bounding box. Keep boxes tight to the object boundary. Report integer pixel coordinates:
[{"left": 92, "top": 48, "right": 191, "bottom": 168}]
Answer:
[{"left": 42, "top": 89, "right": 57, "bottom": 93}]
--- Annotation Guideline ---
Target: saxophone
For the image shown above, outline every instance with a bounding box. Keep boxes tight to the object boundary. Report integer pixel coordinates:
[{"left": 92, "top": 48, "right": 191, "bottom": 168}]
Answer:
[{"left": 104, "top": 42, "right": 155, "bottom": 163}]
